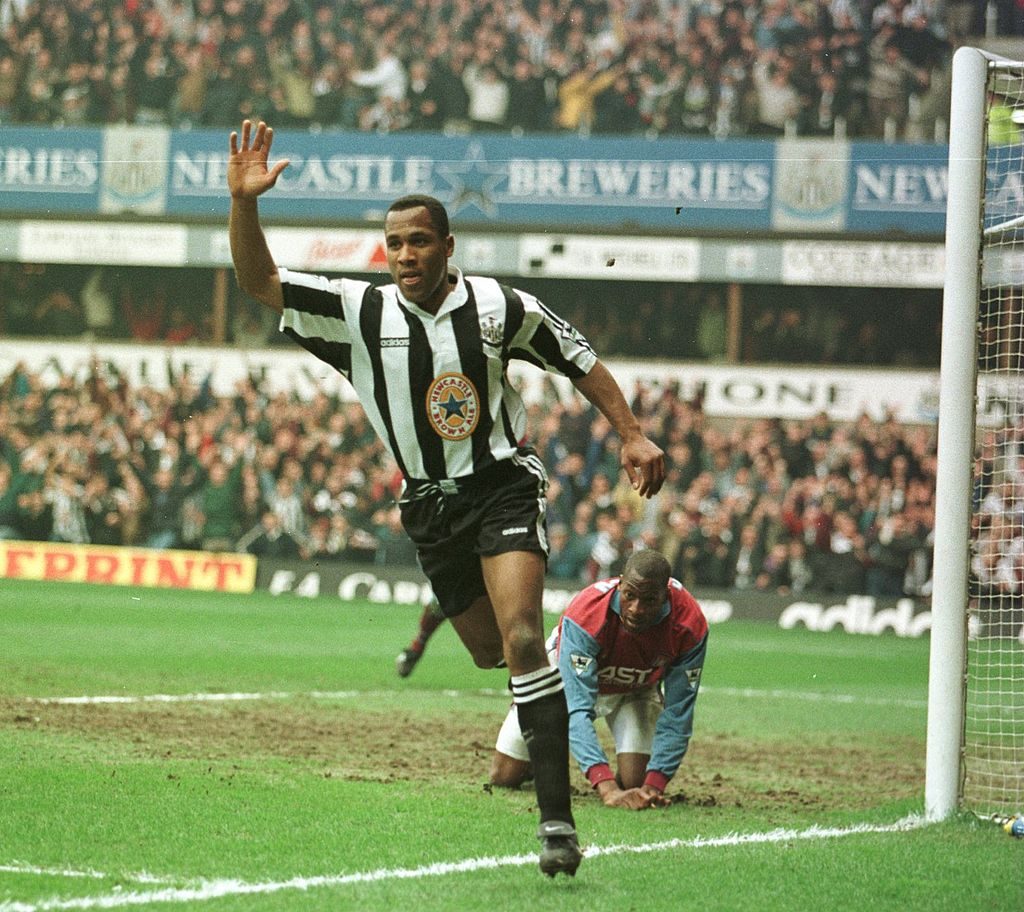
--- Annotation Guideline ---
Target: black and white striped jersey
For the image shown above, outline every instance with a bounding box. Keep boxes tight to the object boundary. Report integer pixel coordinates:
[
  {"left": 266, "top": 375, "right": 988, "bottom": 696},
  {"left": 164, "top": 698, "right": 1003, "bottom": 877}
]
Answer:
[{"left": 278, "top": 266, "right": 597, "bottom": 482}]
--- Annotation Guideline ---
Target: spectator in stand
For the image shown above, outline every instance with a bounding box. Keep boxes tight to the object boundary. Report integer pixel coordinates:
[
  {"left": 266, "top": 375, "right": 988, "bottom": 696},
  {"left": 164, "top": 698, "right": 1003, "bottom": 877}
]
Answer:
[
  {"left": 350, "top": 41, "right": 406, "bottom": 108},
  {"left": 727, "top": 521, "right": 766, "bottom": 590},
  {"left": 660, "top": 69, "right": 714, "bottom": 135},
  {"left": 270, "top": 43, "right": 317, "bottom": 127},
  {"left": 122, "top": 282, "right": 167, "bottom": 342},
  {"left": 194, "top": 458, "right": 245, "bottom": 552},
  {"left": 55, "top": 61, "right": 95, "bottom": 125},
  {"left": 546, "top": 521, "right": 589, "bottom": 583},
  {"left": 94, "top": 62, "right": 134, "bottom": 124},
  {"left": 134, "top": 464, "right": 192, "bottom": 550},
  {"left": 232, "top": 300, "right": 274, "bottom": 348},
  {"left": 507, "top": 57, "right": 551, "bottom": 133},
  {"left": 172, "top": 45, "right": 211, "bottom": 126},
  {"left": 81, "top": 268, "right": 115, "bottom": 340},
  {"left": 34, "top": 289, "right": 84, "bottom": 337},
  {"left": 237, "top": 509, "right": 304, "bottom": 558},
  {"left": 755, "top": 538, "right": 792, "bottom": 592},
  {"left": 2, "top": 266, "right": 40, "bottom": 336},
  {"left": 372, "top": 503, "right": 421, "bottom": 566},
  {"left": 16, "top": 487, "right": 53, "bottom": 543},
  {"left": 799, "top": 69, "right": 853, "bottom": 136},
  {"left": 781, "top": 536, "right": 817, "bottom": 594},
  {"left": 82, "top": 473, "right": 129, "bottom": 547},
  {"left": 751, "top": 50, "right": 801, "bottom": 134},
  {"left": 865, "top": 511, "right": 922, "bottom": 597},
  {"left": 134, "top": 47, "right": 177, "bottom": 125},
  {"left": 585, "top": 517, "right": 630, "bottom": 581},
  {"left": 203, "top": 61, "right": 247, "bottom": 127},
  {"left": 556, "top": 57, "right": 621, "bottom": 133},
  {"left": 692, "top": 511, "right": 733, "bottom": 588},
  {"left": 308, "top": 511, "right": 377, "bottom": 563},
  {"left": 164, "top": 304, "right": 198, "bottom": 344},
  {"left": 17, "top": 75, "right": 56, "bottom": 124},
  {"left": 593, "top": 69, "right": 642, "bottom": 134},
  {"left": 816, "top": 509, "right": 868, "bottom": 593},
  {"left": 0, "top": 53, "right": 20, "bottom": 123},
  {"left": 405, "top": 59, "right": 447, "bottom": 131},
  {"left": 866, "top": 29, "right": 928, "bottom": 138},
  {"left": 0, "top": 461, "right": 22, "bottom": 539},
  {"left": 45, "top": 468, "right": 90, "bottom": 544},
  {"left": 464, "top": 64, "right": 510, "bottom": 131},
  {"left": 265, "top": 474, "right": 307, "bottom": 548}
]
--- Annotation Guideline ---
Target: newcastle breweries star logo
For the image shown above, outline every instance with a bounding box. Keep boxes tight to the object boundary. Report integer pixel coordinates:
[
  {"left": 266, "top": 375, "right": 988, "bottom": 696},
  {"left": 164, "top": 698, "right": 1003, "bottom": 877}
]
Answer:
[
  {"left": 426, "top": 372, "right": 480, "bottom": 440},
  {"left": 434, "top": 141, "right": 506, "bottom": 217}
]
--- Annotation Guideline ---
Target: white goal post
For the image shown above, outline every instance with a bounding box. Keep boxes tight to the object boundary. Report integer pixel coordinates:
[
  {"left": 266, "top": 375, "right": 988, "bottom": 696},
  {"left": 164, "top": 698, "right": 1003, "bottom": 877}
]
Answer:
[{"left": 927, "top": 46, "right": 1024, "bottom": 821}]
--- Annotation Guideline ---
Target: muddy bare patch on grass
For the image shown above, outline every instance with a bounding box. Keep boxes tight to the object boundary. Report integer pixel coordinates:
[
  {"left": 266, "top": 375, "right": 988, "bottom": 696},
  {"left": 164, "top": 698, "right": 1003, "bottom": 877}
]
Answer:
[{"left": 1, "top": 697, "right": 922, "bottom": 812}]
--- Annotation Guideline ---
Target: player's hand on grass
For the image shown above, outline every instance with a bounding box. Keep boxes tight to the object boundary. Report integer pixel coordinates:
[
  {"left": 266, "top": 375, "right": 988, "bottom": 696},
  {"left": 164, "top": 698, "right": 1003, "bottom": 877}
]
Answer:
[
  {"left": 638, "top": 784, "right": 670, "bottom": 808},
  {"left": 228, "top": 120, "right": 289, "bottom": 200},
  {"left": 598, "top": 783, "right": 667, "bottom": 810}
]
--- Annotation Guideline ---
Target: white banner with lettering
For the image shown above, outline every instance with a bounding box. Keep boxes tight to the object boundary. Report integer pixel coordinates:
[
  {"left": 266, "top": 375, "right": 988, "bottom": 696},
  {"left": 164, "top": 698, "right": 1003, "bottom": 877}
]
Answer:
[{"left": 0, "top": 340, "right": 969, "bottom": 425}]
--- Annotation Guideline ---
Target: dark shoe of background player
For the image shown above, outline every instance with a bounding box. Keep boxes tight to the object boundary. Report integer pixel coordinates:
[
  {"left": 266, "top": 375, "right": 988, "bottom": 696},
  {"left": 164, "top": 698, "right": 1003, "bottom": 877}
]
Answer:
[
  {"left": 395, "top": 647, "right": 422, "bottom": 678},
  {"left": 537, "top": 820, "right": 583, "bottom": 877}
]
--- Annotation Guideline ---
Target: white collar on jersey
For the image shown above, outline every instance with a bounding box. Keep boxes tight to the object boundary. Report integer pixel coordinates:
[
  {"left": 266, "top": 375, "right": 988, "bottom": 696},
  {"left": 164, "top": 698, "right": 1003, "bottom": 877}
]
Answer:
[{"left": 395, "top": 265, "right": 468, "bottom": 319}]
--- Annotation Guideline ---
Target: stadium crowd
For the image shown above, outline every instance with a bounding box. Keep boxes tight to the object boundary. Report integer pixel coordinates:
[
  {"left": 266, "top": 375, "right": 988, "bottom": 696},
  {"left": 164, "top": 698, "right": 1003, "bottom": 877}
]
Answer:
[
  {"left": 0, "top": 356, "right": 940, "bottom": 600},
  {"left": 0, "top": 262, "right": 945, "bottom": 368},
  {"left": 0, "top": 0, "right": 961, "bottom": 141}
]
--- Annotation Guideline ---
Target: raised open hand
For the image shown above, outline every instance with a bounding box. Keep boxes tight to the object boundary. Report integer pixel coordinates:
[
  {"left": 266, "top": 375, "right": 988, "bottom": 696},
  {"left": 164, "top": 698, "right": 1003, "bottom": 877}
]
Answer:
[{"left": 228, "top": 119, "right": 289, "bottom": 200}]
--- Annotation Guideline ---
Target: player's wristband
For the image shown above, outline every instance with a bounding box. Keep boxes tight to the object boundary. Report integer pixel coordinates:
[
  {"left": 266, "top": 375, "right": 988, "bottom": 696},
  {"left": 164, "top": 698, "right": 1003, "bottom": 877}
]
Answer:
[
  {"left": 586, "top": 763, "right": 616, "bottom": 788},
  {"left": 643, "top": 770, "right": 670, "bottom": 792}
]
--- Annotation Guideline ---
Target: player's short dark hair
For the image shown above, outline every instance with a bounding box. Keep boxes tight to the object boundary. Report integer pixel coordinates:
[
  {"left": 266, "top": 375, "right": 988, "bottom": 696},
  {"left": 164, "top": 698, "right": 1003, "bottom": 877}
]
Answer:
[
  {"left": 387, "top": 194, "right": 450, "bottom": 237},
  {"left": 622, "top": 549, "right": 671, "bottom": 588}
]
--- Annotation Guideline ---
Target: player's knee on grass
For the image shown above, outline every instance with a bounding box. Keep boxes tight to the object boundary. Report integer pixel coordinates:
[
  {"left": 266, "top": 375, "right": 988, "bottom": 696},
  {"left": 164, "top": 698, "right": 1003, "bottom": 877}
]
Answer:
[{"left": 489, "top": 751, "right": 531, "bottom": 788}]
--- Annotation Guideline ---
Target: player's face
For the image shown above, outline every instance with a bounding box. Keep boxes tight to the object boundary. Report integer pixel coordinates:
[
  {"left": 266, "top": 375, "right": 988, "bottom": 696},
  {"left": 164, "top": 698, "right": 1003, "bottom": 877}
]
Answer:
[
  {"left": 617, "top": 573, "right": 667, "bottom": 633},
  {"left": 384, "top": 206, "right": 454, "bottom": 313}
]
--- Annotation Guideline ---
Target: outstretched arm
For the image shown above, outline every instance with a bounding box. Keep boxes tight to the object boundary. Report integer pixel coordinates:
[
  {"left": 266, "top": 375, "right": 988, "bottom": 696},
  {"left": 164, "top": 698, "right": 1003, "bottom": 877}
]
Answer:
[
  {"left": 572, "top": 360, "right": 665, "bottom": 497},
  {"left": 228, "top": 120, "right": 290, "bottom": 314}
]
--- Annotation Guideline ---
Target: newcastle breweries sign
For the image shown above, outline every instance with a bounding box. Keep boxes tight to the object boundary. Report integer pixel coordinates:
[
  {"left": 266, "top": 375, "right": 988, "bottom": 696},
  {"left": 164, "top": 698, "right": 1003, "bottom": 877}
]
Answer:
[
  {"left": 0, "top": 125, "right": 974, "bottom": 236},
  {"left": 0, "top": 541, "right": 256, "bottom": 593}
]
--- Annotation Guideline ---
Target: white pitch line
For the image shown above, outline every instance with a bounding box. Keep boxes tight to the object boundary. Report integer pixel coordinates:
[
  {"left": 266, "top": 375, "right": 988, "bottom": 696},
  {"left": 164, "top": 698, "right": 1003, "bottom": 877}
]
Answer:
[
  {"left": 0, "top": 865, "right": 174, "bottom": 885},
  {"left": 0, "top": 816, "right": 929, "bottom": 912},
  {"left": 21, "top": 686, "right": 923, "bottom": 708},
  {"left": 0, "top": 866, "right": 106, "bottom": 881},
  {"left": 25, "top": 691, "right": 362, "bottom": 706},
  {"left": 702, "top": 685, "right": 927, "bottom": 709},
  {"left": 23, "top": 690, "right": 506, "bottom": 706}
]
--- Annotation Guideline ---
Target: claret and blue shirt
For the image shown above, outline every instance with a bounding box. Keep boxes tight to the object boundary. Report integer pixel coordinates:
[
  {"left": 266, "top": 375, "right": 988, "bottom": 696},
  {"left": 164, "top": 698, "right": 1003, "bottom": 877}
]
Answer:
[{"left": 554, "top": 576, "right": 708, "bottom": 792}]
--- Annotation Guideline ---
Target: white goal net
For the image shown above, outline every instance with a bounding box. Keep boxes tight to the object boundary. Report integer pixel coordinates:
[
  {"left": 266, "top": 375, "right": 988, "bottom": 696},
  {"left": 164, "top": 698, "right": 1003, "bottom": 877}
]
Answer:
[
  {"left": 964, "top": 60, "right": 1024, "bottom": 817},
  {"left": 927, "top": 47, "right": 1024, "bottom": 821}
]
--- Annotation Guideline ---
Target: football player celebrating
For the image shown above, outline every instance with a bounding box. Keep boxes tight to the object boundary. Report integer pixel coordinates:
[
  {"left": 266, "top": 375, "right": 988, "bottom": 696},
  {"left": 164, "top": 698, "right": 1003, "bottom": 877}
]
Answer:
[
  {"left": 491, "top": 549, "right": 708, "bottom": 810},
  {"left": 227, "top": 120, "right": 665, "bottom": 875}
]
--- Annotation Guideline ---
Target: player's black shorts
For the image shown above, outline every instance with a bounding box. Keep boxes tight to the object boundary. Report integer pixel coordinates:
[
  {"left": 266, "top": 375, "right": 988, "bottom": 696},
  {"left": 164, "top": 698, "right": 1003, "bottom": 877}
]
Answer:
[{"left": 399, "top": 453, "right": 549, "bottom": 619}]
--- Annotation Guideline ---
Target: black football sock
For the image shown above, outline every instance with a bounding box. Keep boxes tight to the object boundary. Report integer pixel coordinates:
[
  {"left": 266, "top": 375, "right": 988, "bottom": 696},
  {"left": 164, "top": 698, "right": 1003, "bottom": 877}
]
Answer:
[{"left": 511, "top": 666, "right": 574, "bottom": 827}]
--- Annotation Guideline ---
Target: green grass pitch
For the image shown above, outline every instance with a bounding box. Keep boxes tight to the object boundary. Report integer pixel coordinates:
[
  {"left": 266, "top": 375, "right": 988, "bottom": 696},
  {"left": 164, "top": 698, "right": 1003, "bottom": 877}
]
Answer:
[{"left": 1, "top": 579, "right": 1020, "bottom": 911}]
